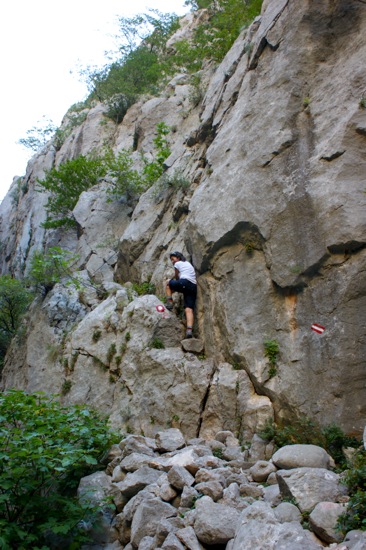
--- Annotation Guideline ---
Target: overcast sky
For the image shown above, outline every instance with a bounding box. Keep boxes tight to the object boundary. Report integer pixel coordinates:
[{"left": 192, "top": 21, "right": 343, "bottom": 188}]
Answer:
[{"left": 0, "top": 0, "right": 188, "bottom": 201}]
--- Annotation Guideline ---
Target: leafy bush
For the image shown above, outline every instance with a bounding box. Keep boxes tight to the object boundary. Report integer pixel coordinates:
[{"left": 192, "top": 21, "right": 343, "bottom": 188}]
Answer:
[
  {"left": 0, "top": 389, "right": 118, "bottom": 549},
  {"left": 150, "top": 337, "right": 165, "bottom": 349},
  {"left": 37, "top": 155, "right": 108, "bottom": 228},
  {"left": 337, "top": 449, "right": 366, "bottom": 532},
  {"left": 173, "top": 0, "right": 263, "bottom": 70},
  {"left": 263, "top": 339, "right": 279, "bottom": 366},
  {"left": 154, "top": 169, "right": 190, "bottom": 200},
  {"left": 105, "top": 93, "right": 136, "bottom": 124},
  {"left": 264, "top": 338, "right": 279, "bottom": 377},
  {"left": 140, "top": 122, "right": 171, "bottom": 187},
  {"left": 27, "top": 246, "right": 79, "bottom": 295},
  {"left": 0, "top": 276, "right": 33, "bottom": 371},
  {"left": 132, "top": 280, "right": 157, "bottom": 296}
]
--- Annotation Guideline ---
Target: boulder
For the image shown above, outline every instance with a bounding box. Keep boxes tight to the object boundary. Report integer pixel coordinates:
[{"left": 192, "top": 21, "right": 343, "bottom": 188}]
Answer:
[
  {"left": 119, "top": 452, "right": 157, "bottom": 472},
  {"left": 272, "top": 444, "right": 334, "bottom": 470},
  {"left": 194, "top": 480, "right": 224, "bottom": 501},
  {"left": 116, "top": 466, "right": 163, "bottom": 499},
  {"left": 309, "top": 501, "right": 346, "bottom": 543},
  {"left": 130, "top": 499, "right": 177, "bottom": 547},
  {"left": 341, "top": 530, "right": 366, "bottom": 549},
  {"left": 77, "top": 471, "right": 119, "bottom": 545},
  {"left": 276, "top": 467, "right": 348, "bottom": 512},
  {"left": 193, "top": 496, "right": 241, "bottom": 545},
  {"left": 138, "top": 536, "right": 155, "bottom": 550},
  {"left": 161, "top": 533, "right": 185, "bottom": 550},
  {"left": 120, "top": 436, "right": 156, "bottom": 457},
  {"left": 249, "top": 460, "right": 277, "bottom": 482},
  {"left": 176, "top": 526, "right": 204, "bottom": 550},
  {"left": 163, "top": 448, "right": 201, "bottom": 473},
  {"left": 167, "top": 465, "right": 195, "bottom": 490},
  {"left": 231, "top": 501, "right": 323, "bottom": 550},
  {"left": 159, "top": 481, "right": 179, "bottom": 502},
  {"left": 274, "top": 502, "right": 302, "bottom": 523},
  {"left": 77, "top": 471, "right": 115, "bottom": 506},
  {"left": 153, "top": 517, "right": 185, "bottom": 547},
  {"left": 180, "top": 485, "right": 199, "bottom": 508},
  {"left": 181, "top": 338, "right": 204, "bottom": 354},
  {"left": 156, "top": 429, "right": 186, "bottom": 452}
]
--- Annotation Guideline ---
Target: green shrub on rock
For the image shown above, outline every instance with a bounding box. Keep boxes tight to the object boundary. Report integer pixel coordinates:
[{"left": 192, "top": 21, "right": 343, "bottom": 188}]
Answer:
[
  {"left": 337, "top": 448, "right": 366, "bottom": 532},
  {"left": 27, "top": 246, "right": 79, "bottom": 295},
  {"left": 37, "top": 155, "right": 108, "bottom": 229}
]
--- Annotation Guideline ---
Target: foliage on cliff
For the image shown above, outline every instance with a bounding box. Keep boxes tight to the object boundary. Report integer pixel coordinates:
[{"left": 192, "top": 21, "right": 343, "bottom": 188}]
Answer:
[
  {"left": 83, "top": 10, "right": 180, "bottom": 122},
  {"left": 179, "top": 0, "right": 263, "bottom": 66},
  {"left": 37, "top": 123, "right": 171, "bottom": 228},
  {"left": 0, "top": 276, "right": 33, "bottom": 372},
  {"left": 82, "top": 0, "right": 262, "bottom": 118}
]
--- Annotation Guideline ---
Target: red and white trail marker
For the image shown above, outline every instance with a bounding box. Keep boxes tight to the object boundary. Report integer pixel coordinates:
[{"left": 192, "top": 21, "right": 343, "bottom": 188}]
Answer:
[
  {"left": 156, "top": 305, "right": 165, "bottom": 313},
  {"left": 311, "top": 323, "right": 325, "bottom": 334}
]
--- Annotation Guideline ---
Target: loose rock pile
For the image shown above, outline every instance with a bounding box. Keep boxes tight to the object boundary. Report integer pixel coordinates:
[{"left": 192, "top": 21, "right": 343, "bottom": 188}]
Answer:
[{"left": 78, "top": 429, "right": 366, "bottom": 550}]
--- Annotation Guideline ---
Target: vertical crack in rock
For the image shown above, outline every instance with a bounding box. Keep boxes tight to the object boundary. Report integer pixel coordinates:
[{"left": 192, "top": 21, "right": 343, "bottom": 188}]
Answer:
[{"left": 196, "top": 361, "right": 219, "bottom": 438}]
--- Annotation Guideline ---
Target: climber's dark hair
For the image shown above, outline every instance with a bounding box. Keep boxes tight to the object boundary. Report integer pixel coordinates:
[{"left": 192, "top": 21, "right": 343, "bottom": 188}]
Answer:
[{"left": 169, "top": 251, "right": 186, "bottom": 262}]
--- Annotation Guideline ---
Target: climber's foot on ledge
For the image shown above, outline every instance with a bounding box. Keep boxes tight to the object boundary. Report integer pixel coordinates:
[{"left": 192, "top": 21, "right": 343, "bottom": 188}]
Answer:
[
  {"left": 186, "top": 327, "right": 193, "bottom": 338},
  {"left": 166, "top": 299, "right": 173, "bottom": 311}
]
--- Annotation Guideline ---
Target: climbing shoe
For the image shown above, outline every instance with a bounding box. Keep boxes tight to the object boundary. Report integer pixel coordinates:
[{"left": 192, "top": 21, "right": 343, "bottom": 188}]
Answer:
[
  {"left": 166, "top": 299, "right": 173, "bottom": 310},
  {"left": 186, "top": 328, "right": 193, "bottom": 338}
]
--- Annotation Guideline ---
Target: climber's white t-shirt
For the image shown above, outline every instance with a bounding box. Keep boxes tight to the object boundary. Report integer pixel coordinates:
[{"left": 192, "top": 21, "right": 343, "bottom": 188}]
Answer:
[{"left": 174, "top": 261, "right": 197, "bottom": 284}]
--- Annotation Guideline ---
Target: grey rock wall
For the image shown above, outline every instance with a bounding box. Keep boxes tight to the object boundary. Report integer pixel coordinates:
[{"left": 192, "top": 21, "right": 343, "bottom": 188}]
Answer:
[{"left": 0, "top": 0, "right": 365, "bottom": 437}]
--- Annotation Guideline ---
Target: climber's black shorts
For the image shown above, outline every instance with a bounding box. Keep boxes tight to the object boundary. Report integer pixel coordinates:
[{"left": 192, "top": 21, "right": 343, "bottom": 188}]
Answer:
[{"left": 169, "top": 279, "right": 197, "bottom": 310}]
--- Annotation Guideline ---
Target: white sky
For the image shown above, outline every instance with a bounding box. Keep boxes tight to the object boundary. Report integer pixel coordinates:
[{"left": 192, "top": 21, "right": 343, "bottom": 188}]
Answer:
[{"left": 0, "top": 0, "right": 189, "bottom": 201}]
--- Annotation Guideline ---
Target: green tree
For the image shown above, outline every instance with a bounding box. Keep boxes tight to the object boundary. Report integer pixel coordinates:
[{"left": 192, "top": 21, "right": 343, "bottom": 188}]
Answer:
[
  {"left": 27, "top": 247, "right": 79, "bottom": 295},
  {"left": 184, "top": 0, "right": 212, "bottom": 9},
  {"left": 18, "top": 117, "right": 57, "bottom": 152},
  {"left": 37, "top": 155, "right": 108, "bottom": 228},
  {"left": 0, "top": 389, "right": 118, "bottom": 549},
  {"left": 0, "top": 276, "right": 33, "bottom": 370}
]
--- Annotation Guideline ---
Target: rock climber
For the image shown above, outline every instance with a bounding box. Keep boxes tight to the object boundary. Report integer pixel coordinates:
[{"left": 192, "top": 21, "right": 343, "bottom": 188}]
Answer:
[{"left": 165, "top": 251, "right": 197, "bottom": 339}]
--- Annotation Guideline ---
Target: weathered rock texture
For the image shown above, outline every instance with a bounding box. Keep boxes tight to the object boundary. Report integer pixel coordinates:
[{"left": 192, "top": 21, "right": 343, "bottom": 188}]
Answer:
[{"left": 0, "top": 0, "right": 365, "bottom": 440}]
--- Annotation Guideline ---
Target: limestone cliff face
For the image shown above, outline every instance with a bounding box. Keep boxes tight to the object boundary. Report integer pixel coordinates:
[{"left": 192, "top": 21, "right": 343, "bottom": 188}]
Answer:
[{"left": 0, "top": 0, "right": 365, "bottom": 438}]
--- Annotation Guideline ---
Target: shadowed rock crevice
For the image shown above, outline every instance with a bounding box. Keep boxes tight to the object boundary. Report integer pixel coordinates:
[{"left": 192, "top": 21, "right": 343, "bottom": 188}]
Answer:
[
  {"left": 327, "top": 240, "right": 366, "bottom": 255},
  {"left": 248, "top": 0, "right": 290, "bottom": 70},
  {"left": 198, "top": 221, "right": 266, "bottom": 274}
]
